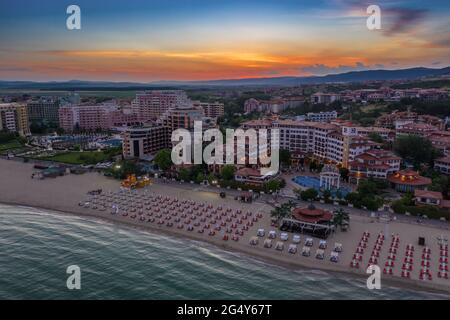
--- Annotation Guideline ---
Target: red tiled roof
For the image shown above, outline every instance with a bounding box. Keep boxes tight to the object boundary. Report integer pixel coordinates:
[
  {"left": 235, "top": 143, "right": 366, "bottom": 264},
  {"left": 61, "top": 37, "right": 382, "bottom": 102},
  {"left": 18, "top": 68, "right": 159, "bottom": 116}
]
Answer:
[
  {"left": 387, "top": 170, "right": 432, "bottom": 186},
  {"left": 235, "top": 167, "right": 262, "bottom": 177},
  {"left": 436, "top": 156, "right": 450, "bottom": 164},
  {"left": 292, "top": 205, "right": 333, "bottom": 224},
  {"left": 414, "top": 189, "right": 443, "bottom": 200}
]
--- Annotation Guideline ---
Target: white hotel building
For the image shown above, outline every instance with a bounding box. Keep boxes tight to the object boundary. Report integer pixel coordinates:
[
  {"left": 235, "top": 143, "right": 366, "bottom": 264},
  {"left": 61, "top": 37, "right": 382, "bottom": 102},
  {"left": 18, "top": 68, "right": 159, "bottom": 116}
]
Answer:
[{"left": 241, "top": 119, "right": 377, "bottom": 168}]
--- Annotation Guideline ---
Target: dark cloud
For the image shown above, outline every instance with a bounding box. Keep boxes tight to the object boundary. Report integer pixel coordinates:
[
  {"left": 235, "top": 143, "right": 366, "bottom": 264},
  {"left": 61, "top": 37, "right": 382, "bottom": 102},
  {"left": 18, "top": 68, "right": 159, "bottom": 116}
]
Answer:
[
  {"left": 383, "top": 7, "right": 428, "bottom": 36},
  {"left": 340, "top": 1, "right": 428, "bottom": 36}
]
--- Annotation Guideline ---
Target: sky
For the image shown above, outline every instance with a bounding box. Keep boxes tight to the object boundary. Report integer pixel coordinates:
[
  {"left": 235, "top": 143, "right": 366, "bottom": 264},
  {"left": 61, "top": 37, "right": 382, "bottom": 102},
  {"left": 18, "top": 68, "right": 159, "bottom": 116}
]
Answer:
[{"left": 0, "top": 0, "right": 449, "bottom": 82}]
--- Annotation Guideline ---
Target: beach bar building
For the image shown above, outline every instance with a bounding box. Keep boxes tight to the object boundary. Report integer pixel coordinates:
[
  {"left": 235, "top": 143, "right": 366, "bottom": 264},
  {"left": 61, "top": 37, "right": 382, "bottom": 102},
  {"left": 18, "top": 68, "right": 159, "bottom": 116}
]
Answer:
[
  {"left": 387, "top": 169, "right": 432, "bottom": 192},
  {"left": 280, "top": 204, "right": 334, "bottom": 239}
]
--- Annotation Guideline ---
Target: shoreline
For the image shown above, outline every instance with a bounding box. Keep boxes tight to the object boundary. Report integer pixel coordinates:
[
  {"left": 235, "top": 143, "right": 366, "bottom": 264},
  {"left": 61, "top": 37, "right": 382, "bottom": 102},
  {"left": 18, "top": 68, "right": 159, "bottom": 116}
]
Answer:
[
  {"left": 1, "top": 158, "right": 450, "bottom": 296},
  {"left": 1, "top": 199, "right": 449, "bottom": 296}
]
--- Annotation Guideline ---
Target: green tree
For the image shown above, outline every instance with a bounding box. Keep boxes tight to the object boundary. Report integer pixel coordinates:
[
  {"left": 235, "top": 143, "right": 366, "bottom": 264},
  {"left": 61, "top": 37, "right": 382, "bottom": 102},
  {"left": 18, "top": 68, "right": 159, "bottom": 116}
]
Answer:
[
  {"left": 430, "top": 175, "right": 450, "bottom": 198},
  {"left": 154, "top": 149, "right": 173, "bottom": 171},
  {"left": 179, "top": 168, "right": 191, "bottom": 181},
  {"left": 195, "top": 172, "right": 206, "bottom": 184},
  {"left": 332, "top": 208, "right": 350, "bottom": 230},
  {"left": 368, "top": 132, "right": 384, "bottom": 143},
  {"left": 339, "top": 167, "right": 350, "bottom": 182},
  {"left": 264, "top": 179, "right": 281, "bottom": 192},
  {"left": 394, "top": 135, "right": 441, "bottom": 167},
  {"left": 296, "top": 188, "right": 318, "bottom": 201},
  {"left": 357, "top": 179, "right": 378, "bottom": 196},
  {"left": 280, "top": 149, "right": 291, "bottom": 167},
  {"left": 323, "top": 189, "right": 332, "bottom": 201},
  {"left": 221, "top": 165, "right": 236, "bottom": 181},
  {"left": 207, "top": 173, "right": 217, "bottom": 184},
  {"left": 270, "top": 200, "right": 295, "bottom": 221}
]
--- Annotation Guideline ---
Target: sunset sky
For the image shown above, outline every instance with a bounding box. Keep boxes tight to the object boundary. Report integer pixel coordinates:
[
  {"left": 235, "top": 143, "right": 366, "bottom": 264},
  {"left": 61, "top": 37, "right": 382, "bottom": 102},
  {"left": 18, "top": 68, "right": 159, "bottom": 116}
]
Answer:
[{"left": 0, "top": 0, "right": 449, "bottom": 82}]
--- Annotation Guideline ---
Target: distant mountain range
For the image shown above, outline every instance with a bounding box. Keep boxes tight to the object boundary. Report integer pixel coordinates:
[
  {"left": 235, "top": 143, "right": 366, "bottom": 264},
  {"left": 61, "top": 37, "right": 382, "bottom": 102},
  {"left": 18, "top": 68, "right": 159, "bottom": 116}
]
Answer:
[{"left": 1, "top": 66, "right": 449, "bottom": 89}]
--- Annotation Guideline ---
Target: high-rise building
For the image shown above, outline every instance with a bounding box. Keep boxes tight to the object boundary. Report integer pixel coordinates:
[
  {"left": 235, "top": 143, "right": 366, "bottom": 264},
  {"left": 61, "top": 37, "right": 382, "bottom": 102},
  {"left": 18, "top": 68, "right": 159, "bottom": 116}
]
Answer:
[
  {"left": 159, "top": 105, "right": 215, "bottom": 132},
  {"left": 122, "top": 125, "right": 170, "bottom": 159},
  {"left": 0, "top": 103, "right": 30, "bottom": 136},
  {"left": 192, "top": 101, "right": 224, "bottom": 119},
  {"left": 58, "top": 105, "right": 142, "bottom": 132},
  {"left": 132, "top": 90, "right": 191, "bottom": 121},
  {"left": 27, "top": 98, "right": 60, "bottom": 124}
]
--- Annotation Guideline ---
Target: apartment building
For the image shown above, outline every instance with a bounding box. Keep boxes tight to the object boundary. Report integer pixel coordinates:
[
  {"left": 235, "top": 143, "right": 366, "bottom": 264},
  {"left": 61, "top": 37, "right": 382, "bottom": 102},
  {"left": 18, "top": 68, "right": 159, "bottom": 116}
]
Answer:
[
  {"left": 434, "top": 156, "right": 450, "bottom": 174},
  {"left": 58, "top": 105, "right": 142, "bottom": 132},
  {"left": 241, "top": 118, "right": 377, "bottom": 167},
  {"left": 310, "top": 93, "right": 340, "bottom": 105},
  {"left": 306, "top": 111, "right": 338, "bottom": 122},
  {"left": 192, "top": 101, "right": 224, "bottom": 119},
  {"left": 132, "top": 90, "right": 191, "bottom": 121},
  {"left": 341, "top": 125, "right": 395, "bottom": 142},
  {"left": 26, "top": 99, "right": 60, "bottom": 124},
  {"left": 348, "top": 149, "right": 401, "bottom": 182},
  {"left": 375, "top": 111, "right": 444, "bottom": 130},
  {"left": 396, "top": 123, "right": 439, "bottom": 138},
  {"left": 243, "top": 98, "right": 296, "bottom": 114},
  {"left": 0, "top": 103, "right": 30, "bottom": 136},
  {"left": 122, "top": 125, "right": 170, "bottom": 159},
  {"left": 159, "top": 105, "right": 215, "bottom": 132}
]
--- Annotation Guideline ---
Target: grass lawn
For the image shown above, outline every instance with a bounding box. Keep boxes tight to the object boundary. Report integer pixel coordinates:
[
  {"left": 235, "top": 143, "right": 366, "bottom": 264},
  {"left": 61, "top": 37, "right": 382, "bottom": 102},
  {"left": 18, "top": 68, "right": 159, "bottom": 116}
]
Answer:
[
  {"left": 39, "top": 151, "right": 111, "bottom": 165},
  {"left": 0, "top": 140, "right": 23, "bottom": 152}
]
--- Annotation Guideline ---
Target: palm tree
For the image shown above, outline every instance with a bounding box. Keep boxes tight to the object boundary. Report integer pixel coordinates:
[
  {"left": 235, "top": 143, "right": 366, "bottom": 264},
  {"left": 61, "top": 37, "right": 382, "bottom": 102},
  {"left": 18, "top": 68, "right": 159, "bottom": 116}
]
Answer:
[
  {"left": 270, "top": 201, "right": 296, "bottom": 221},
  {"left": 332, "top": 208, "right": 350, "bottom": 231}
]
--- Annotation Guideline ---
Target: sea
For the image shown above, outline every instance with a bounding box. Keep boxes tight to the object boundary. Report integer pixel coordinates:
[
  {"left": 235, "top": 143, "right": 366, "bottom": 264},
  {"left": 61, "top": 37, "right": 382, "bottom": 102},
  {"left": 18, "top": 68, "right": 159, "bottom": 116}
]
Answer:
[{"left": 0, "top": 203, "right": 448, "bottom": 300}]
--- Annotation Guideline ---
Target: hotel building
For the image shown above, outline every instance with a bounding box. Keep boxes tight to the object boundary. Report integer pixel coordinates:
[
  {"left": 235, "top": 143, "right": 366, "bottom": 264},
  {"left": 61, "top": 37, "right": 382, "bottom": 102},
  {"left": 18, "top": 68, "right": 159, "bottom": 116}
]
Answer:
[
  {"left": 0, "top": 103, "right": 30, "bottom": 136},
  {"left": 241, "top": 118, "right": 380, "bottom": 168},
  {"left": 122, "top": 125, "right": 170, "bottom": 159},
  {"left": 192, "top": 101, "right": 224, "bottom": 119},
  {"left": 306, "top": 111, "right": 338, "bottom": 122},
  {"left": 311, "top": 93, "right": 341, "bottom": 105},
  {"left": 26, "top": 98, "right": 60, "bottom": 124},
  {"left": 348, "top": 149, "right": 401, "bottom": 182},
  {"left": 132, "top": 90, "right": 191, "bottom": 121},
  {"left": 58, "top": 105, "right": 142, "bottom": 132},
  {"left": 434, "top": 156, "right": 450, "bottom": 174}
]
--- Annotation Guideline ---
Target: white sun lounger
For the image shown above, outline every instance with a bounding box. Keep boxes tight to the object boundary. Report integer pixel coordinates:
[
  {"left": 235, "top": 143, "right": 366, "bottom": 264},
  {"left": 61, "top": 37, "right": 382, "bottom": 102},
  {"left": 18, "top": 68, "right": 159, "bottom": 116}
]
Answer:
[
  {"left": 288, "top": 244, "right": 297, "bottom": 254},
  {"left": 315, "top": 249, "right": 325, "bottom": 260},
  {"left": 305, "top": 238, "right": 314, "bottom": 247},
  {"left": 302, "top": 246, "right": 311, "bottom": 257},
  {"left": 264, "top": 239, "right": 273, "bottom": 248},
  {"left": 292, "top": 234, "right": 301, "bottom": 244},
  {"left": 334, "top": 242, "right": 343, "bottom": 252},
  {"left": 275, "top": 241, "right": 284, "bottom": 251},
  {"left": 319, "top": 240, "right": 327, "bottom": 249},
  {"left": 249, "top": 236, "right": 259, "bottom": 246}
]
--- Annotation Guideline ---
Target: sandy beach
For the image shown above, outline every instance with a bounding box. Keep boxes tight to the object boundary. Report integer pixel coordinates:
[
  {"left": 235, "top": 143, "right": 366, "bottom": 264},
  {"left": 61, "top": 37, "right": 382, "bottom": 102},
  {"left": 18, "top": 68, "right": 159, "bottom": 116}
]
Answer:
[{"left": 1, "top": 158, "right": 450, "bottom": 294}]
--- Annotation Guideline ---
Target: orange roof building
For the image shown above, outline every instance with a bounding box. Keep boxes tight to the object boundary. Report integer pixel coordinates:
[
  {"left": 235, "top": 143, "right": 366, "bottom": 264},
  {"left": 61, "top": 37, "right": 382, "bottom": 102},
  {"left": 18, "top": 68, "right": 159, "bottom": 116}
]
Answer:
[
  {"left": 387, "top": 169, "right": 432, "bottom": 192},
  {"left": 291, "top": 204, "right": 333, "bottom": 224}
]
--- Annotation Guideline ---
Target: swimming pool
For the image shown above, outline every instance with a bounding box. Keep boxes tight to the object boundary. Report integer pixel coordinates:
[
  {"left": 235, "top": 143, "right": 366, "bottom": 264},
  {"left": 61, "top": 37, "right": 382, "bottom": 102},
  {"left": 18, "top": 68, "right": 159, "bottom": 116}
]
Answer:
[{"left": 292, "top": 176, "right": 351, "bottom": 197}]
